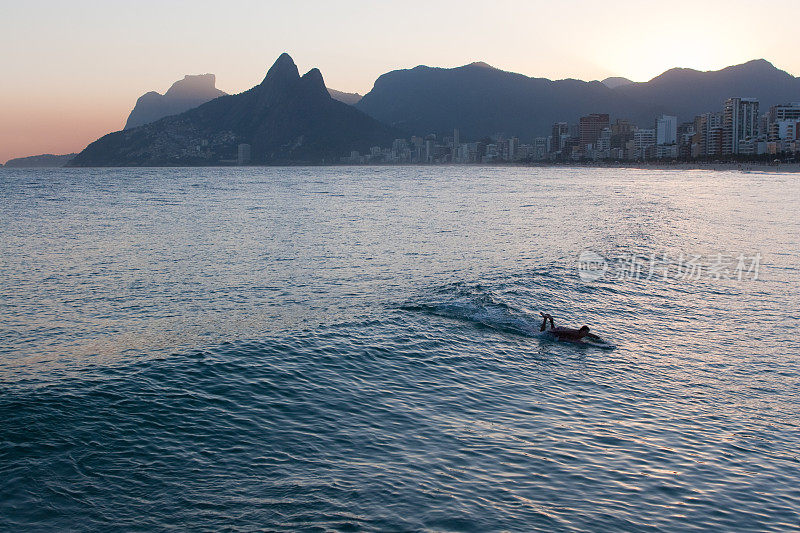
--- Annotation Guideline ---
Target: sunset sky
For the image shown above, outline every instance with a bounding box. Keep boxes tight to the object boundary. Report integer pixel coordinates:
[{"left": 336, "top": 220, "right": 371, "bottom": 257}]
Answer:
[{"left": 2, "top": 0, "right": 799, "bottom": 163}]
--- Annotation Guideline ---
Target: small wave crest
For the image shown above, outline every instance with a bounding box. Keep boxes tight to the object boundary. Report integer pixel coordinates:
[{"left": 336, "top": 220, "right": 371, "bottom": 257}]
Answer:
[
  {"left": 400, "top": 281, "right": 616, "bottom": 348},
  {"left": 400, "top": 282, "right": 542, "bottom": 337}
]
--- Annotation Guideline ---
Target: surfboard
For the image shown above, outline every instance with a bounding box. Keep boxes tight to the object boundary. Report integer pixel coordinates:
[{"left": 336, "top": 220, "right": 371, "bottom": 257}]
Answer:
[
  {"left": 580, "top": 333, "right": 616, "bottom": 349},
  {"left": 535, "top": 330, "right": 616, "bottom": 349}
]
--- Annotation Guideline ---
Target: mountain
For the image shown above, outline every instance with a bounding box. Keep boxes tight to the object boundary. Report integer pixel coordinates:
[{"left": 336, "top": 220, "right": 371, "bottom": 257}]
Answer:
[
  {"left": 70, "top": 54, "right": 399, "bottom": 166},
  {"left": 613, "top": 59, "right": 800, "bottom": 122},
  {"left": 355, "top": 62, "right": 650, "bottom": 139},
  {"left": 328, "top": 88, "right": 362, "bottom": 105},
  {"left": 356, "top": 59, "right": 800, "bottom": 139},
  {"left": 4, "top": 153, "right": 77, "bottom": 167},
  {"left": 601, "top": 76, "right": 633, "bottom": 89},
  {"left": 124, "top": 74, "right": 227, "bottom": 129}
]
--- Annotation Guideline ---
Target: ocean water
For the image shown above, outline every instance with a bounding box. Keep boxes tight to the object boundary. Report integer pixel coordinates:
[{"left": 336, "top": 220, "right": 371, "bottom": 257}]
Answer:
[{"left": 0, "top": 166, "right": 798, "bottom": 531}]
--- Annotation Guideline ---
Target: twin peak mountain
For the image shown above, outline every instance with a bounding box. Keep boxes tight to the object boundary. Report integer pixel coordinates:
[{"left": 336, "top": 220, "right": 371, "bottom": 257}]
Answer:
[{"left": 71, "top": 54, "right": 397, "bottom": 166}]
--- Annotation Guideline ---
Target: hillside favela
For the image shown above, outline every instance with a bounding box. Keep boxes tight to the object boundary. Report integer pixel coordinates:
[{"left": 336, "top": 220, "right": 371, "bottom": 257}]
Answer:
[{"left": 2, "top": 2, "right": 799, "bottom": 532}]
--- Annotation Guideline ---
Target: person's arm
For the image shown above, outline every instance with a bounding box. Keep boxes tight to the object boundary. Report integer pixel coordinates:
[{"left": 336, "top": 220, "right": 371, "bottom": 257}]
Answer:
[{"left": 540, "top": 312, "right": 549, "bottom": 331}]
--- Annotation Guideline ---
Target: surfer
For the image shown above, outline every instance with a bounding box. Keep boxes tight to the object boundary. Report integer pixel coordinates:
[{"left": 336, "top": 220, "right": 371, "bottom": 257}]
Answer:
[{"left": 539, "top": 312, "right": 591, "bottom": 341}]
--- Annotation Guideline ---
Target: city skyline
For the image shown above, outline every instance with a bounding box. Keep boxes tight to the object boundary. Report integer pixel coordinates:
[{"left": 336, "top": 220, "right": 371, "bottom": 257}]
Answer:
[
  {"left": 2, "top": 0, "right": 800, "bottom": 162},
  {"left": 341, "top": 98, "right": 800, "bottom": 165}
]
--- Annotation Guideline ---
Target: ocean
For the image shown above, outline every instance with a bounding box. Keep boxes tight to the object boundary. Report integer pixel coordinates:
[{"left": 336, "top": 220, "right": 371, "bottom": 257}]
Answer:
[{"left": 1, "top": 166, "right": 798, "bottom": 531}]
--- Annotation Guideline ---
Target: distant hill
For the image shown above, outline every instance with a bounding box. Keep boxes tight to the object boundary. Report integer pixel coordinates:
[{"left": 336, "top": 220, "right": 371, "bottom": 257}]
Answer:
[
  {"left": 328, "top": 88, "right": 362, "bottom": 105},
  {"left": 124, "top": 74, "right": 227, "bottom": 130},
  {"left": 613, "top": 59, "right": 800, "bottom": 122},
  {"left": 601, "top": 77, "right": 633, "bottom": 89},
  {"left": 70, "top": 54, "right": 399, "bottom": 166},
  {"left": 4, "top": 153, "right": 77, "bottom": 167},
  {"left": 356, "top": 59, "right": 800, "bottom": 139}
]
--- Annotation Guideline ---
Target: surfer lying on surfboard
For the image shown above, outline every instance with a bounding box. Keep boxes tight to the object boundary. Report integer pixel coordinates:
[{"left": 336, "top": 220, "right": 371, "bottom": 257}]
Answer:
[{"left": 539, "top": 312, "right": 591, "bottom": 342}]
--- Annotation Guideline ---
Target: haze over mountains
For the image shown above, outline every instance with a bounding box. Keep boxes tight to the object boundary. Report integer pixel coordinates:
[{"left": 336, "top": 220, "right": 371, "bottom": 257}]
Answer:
[
  {"left": 70, "top": 54, "right": 397, "bottom": 166},
  {"left": 355, "top": 59, "right": 800, "bottom": 140},
  {"left": 328, "top": 89, "right": 363, "bottom": 105},
  {"left": 124, "top": 74, "right": 227, "bottom": 130}
]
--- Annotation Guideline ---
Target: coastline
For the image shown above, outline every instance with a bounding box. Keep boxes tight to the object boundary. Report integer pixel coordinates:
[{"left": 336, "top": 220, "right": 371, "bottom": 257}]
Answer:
[
  {"left": 3, "top": 161, "right": 799, "bottom": 172},
  {"left": 545, "top": 161, "right": 800, "bottom": 173}
]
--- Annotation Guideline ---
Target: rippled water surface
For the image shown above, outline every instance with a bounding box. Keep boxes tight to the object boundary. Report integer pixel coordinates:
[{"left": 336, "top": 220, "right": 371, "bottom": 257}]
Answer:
[{"left": 1, "top": 166, "right": 799, "bottom": 531}]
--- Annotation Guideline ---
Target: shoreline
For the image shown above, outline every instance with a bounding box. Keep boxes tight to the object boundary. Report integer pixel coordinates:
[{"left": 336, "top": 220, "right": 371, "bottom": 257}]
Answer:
[
  {"left": 543, "top": 161, "right": 800, "bottom": 173},
  {"left": 3, "top": 161, "right": 799, "bottom": 172}
]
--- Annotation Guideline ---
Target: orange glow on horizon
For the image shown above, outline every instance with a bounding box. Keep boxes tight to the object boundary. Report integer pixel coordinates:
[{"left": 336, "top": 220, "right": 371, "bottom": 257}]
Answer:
[{"left": 1, "top": 102, "right": 129, "bottom": 163}]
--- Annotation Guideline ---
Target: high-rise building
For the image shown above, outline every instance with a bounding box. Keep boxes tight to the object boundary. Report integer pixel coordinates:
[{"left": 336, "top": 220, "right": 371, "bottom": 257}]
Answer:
[
  {"left": 611, "top": 119, "right": 636, "bottom": 136},
  {"left": 508, "top": 137, "right": 519, "bottom": 160},
  {"left": 693, "top": 112, "right": 724, "bottom": 157},
  {"left": 579, "top": 113, "right": 610, "bottom": 149},
  {"left": 533, "top": 137, "right": 549, "bottom": 160},
  {"left": 707, "top": 127, "right": 724, "bottom": 157},
  {"left": 410, "top": 136, "right": 424, "bottom": 163},
  {"left": 768, "top": 103, "right": 800, "bottom": 123},
  {"left": 595, "top": 128, "right": 612, "bottom": 152},
  {"left": 633, "top": 129, "right": 656, "bottom": 159},
  {"left": 656, "top": 115, "right": 678, "bottom": 145},
  {"left": 516, "top": 143, "right": 533, "bottom": 161},
  {"left": 769, "top": 120, "right": 800, "bottom": 142},
  {"left": 610, "top": 119, "right": 635, "bottom": 152},
  {"left": 758, "top": 114, "right": 770, "bottom": 138},
  {"left": 466, "top": 142, "right": 485, "bottom": 163},
  {"left": 766, "top": 103, "right": 800, "bottom": 146},
  {"left": 237, "top": 143, "right": 251, "bottom": 165},
  {"left": 723, "top": 97, "right": 759, "bottom": 155},
  {"left": 551, "top": 122, "right": 568, "bottom": 152},
  {"left": 678, "top": 122, "right": 695, "bottom": 159},
  {"left": 452, "top": 128, "right": 460, "bottom": 162},
  {"left": 455, "top": 143, "right": 468, "bottom": 164},
  {"left": 483, "top": 143, "right": 499, "bottom": 162}
]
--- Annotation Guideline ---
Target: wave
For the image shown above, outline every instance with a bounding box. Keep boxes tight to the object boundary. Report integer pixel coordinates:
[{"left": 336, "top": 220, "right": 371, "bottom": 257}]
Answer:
[
  {"left": 400, "top": 281, "right": 542, "bottom": 337},
  {"left": 400, "top": 281, "right": 615, "bottom": 348}
]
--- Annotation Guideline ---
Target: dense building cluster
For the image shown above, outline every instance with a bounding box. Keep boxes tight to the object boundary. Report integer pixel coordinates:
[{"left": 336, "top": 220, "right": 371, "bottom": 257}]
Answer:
[{"left": 342, "top": 99, "right": 800, "bottom": 164}]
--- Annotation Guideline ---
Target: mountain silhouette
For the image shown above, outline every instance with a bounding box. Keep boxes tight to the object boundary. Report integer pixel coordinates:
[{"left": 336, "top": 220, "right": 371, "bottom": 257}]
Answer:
[
  {"left": 328, "top": 88, "right": 362, "bottom": 105},
  {"left": 124, "top": 74, "right": 226, "bottom": 129},
  {"left": 613, "top": 59, "right": 800, "bottom": 122},
  {"left": 355, "top": 62, "right": 649, "bottom": 139},
  {"left": 70, "top": 54, "right": 399, "bottom": 166},
  {"left": 601, "top": 77, "right": 633, "bottom": 89},
  {"left": 4, "top": 153, "right": 76, "bottom": 167},
  {"left": 356, "top": 59, "right": 800, "bottom": 139}
]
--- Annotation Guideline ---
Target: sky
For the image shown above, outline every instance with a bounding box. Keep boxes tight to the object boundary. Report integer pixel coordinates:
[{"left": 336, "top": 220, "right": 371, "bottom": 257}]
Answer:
[{"left": 1, "top": 0, "right": 799, "bottom": 163}]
